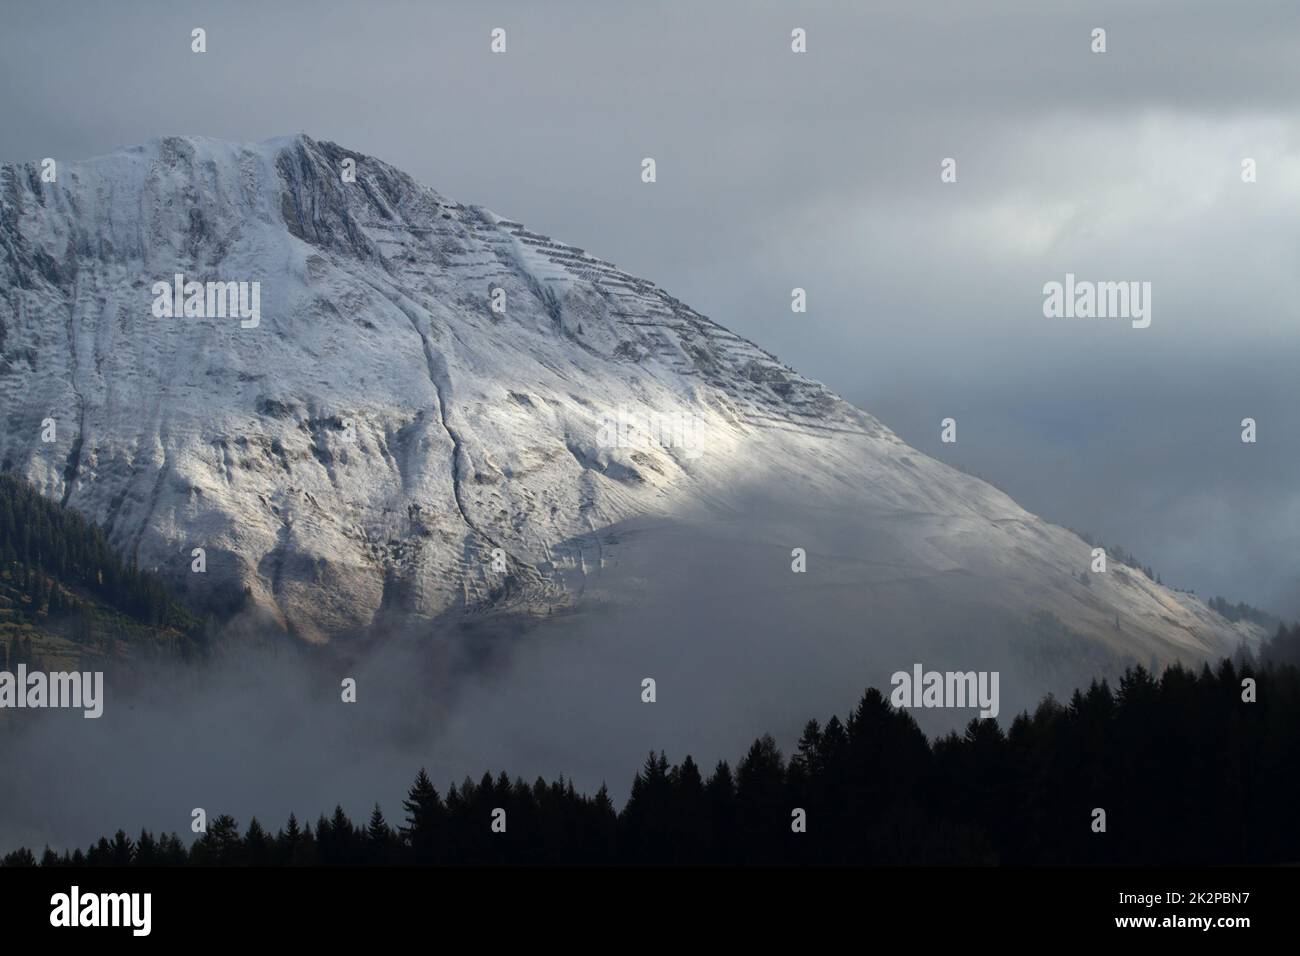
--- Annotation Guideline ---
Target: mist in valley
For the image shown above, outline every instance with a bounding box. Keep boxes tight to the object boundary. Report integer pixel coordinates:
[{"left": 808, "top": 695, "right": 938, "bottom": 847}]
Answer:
[{"left": 0, "top": 482, "right": 1163, "bottom": 855}]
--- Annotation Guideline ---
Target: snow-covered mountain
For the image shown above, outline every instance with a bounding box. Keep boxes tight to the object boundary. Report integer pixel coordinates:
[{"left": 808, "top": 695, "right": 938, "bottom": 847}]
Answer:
[{"left": 0, "top": 134, "right": 1260, "bottom": 664}]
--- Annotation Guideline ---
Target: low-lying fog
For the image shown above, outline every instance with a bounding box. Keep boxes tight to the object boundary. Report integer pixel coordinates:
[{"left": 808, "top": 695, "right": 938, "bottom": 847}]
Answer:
[{"left": 2, "top": 488, "right": 1166, "bottom": 854}]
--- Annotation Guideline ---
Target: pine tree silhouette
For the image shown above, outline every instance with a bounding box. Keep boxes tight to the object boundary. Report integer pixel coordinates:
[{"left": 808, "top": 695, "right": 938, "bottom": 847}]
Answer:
[
  {"left": 6, "top": 639, "right": 1300, "bottom": 867},
  {"left": 366, "top": 804, "right": 395, "bottom": 865},
  {"left": 401, "top": 768, "right": 445, "bottom": 865}
]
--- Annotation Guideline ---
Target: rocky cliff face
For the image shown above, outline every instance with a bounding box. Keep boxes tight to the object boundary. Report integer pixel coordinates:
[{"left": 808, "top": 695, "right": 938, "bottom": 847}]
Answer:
[{"left": 0, "top": 135, "right": 1259, "bottom": 659}]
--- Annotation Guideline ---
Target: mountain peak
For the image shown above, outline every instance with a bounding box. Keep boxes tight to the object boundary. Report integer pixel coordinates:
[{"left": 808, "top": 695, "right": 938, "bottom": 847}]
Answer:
[{"left": 0, "top": 136, "right": 1257, "bottom": 667}]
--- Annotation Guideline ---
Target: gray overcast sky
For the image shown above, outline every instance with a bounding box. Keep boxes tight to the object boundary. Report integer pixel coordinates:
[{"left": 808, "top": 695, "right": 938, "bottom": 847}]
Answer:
[{"left": 2, "top": 0, "right": 1298, "bottom": 616}]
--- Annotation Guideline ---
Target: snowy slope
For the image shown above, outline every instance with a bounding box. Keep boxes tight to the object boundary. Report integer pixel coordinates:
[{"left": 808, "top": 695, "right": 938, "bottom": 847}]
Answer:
[{"left": 0, "top": 135, "right": 1261, "bottom": 660}]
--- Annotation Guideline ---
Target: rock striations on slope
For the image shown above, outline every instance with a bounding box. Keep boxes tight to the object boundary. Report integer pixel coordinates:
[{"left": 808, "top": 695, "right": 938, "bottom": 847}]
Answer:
[{"left": 0, "top": 135, "right": 1261, "bottom": 661}]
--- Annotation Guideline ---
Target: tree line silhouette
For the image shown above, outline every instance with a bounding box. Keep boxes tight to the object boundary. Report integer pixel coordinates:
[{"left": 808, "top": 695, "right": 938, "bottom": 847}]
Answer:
[{"left": 5, "top": 625, "right": 1299, "bottom": 867}]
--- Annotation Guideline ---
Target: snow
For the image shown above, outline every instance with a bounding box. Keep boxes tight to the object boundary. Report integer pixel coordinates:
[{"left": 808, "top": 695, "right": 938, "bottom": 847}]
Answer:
[{"left": 0, "top": 135, "right": 1261, "bottom": 659}]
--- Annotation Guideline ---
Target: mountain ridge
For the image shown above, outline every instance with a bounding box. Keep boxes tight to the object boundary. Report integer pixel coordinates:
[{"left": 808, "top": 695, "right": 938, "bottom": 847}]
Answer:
[{"left": 0, "top": 134, "right": 1262, "bottom": 664}]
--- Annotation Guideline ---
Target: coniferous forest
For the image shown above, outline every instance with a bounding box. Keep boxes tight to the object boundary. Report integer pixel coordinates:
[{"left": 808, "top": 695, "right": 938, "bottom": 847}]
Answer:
[
  {"left": 0, "top": 473, "right": 203, "bottom": 668},
  {"left": 0, "top": 474, "right": 188, "bottom": 626},
  {"left": 4, "top": 625, "right": 1299, "bottom": 867}
]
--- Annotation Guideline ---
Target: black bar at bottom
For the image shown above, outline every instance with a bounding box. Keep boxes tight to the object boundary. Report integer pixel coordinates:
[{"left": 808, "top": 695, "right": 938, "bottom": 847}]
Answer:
[{"left": 0, "top": 864, "right": 1285, "bottom": 942}]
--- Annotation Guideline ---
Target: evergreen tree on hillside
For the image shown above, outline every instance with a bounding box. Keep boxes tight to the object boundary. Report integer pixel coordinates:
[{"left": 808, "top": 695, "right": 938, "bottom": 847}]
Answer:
[
  {"left": 191, "top": 815, "right": 243, "bottom": 866},
  {"left": 0, "top": 473, "right": 196, "bottom": 634},
  {"left": 244, "top": 819, "right": 272, "bottom": 866},
  {"left": 400, "top": 768, "right": 445, "bottom": 864},
  {"left": 134, "top": 830, "right": 158, "bottom": 866},
  {"left": 734, "top": 735, "right": 786, "bottom": 865},
  {"left": 365, "top": 805, "right": 395, "bottom": 865},
  {"left": 108, "top": 830, "right": 134, "bottom": 866}
]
